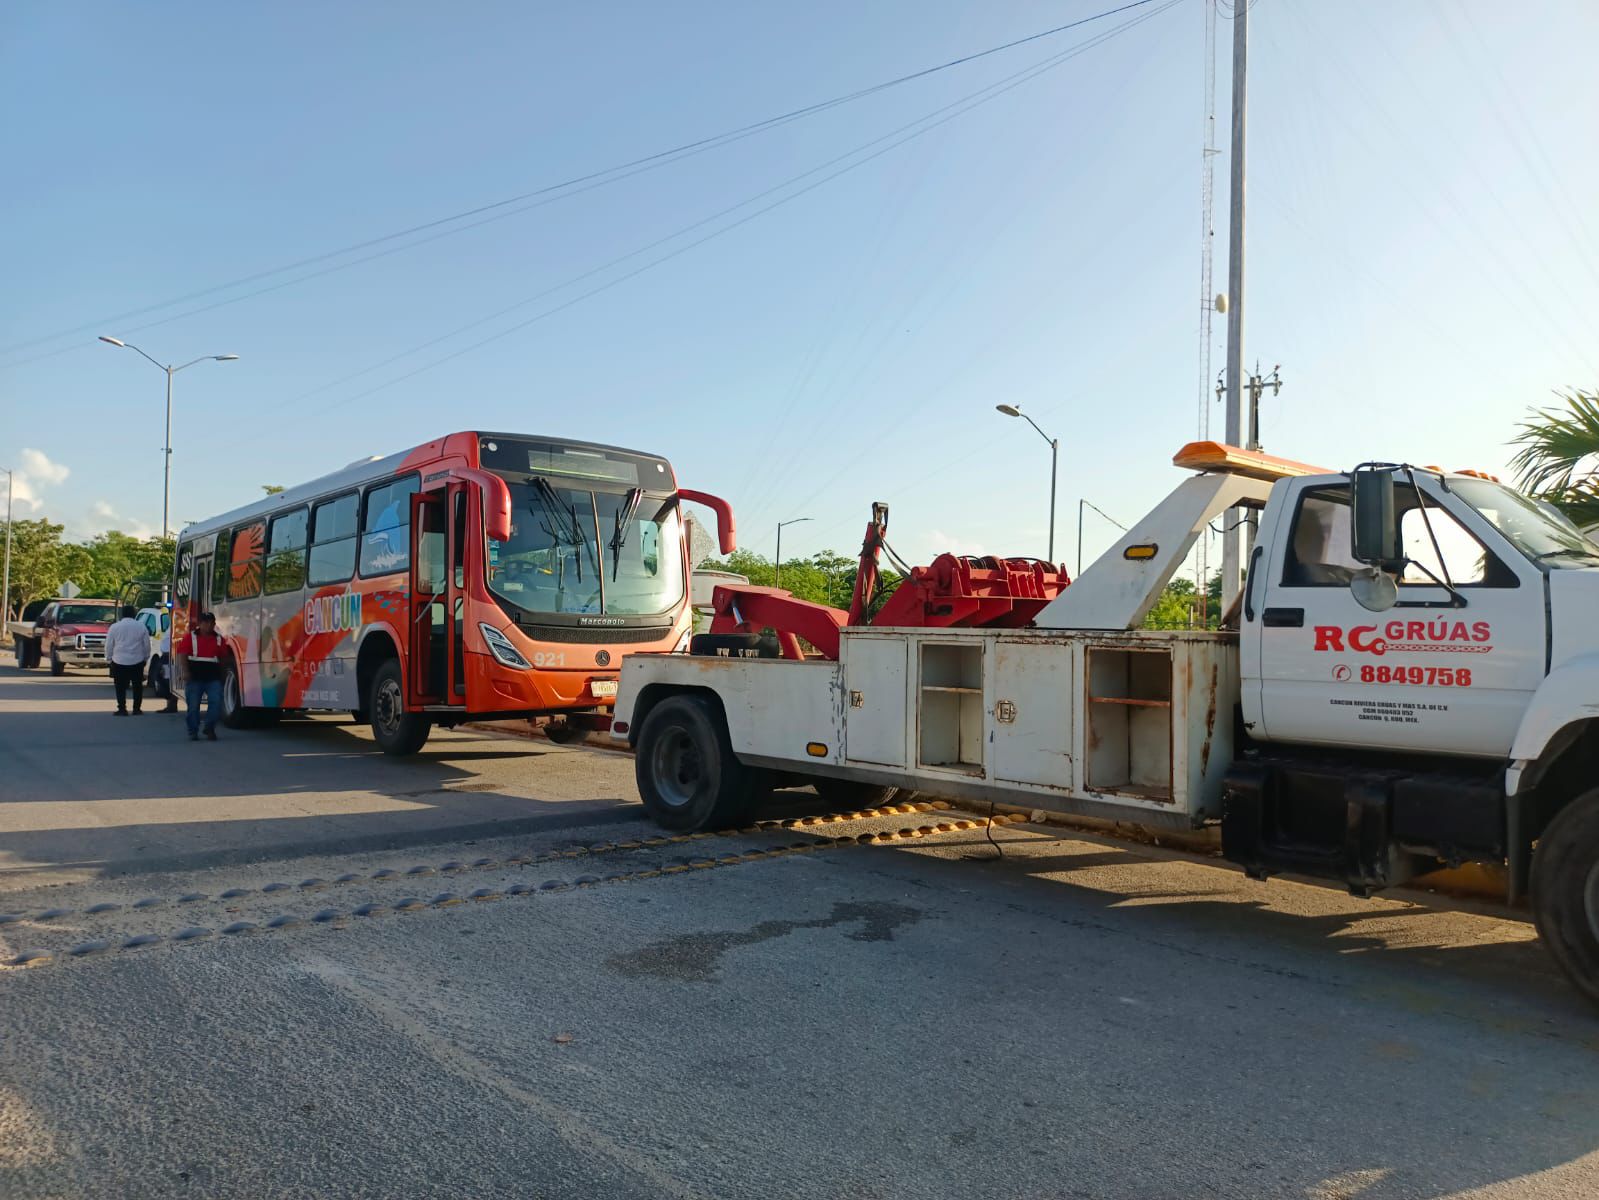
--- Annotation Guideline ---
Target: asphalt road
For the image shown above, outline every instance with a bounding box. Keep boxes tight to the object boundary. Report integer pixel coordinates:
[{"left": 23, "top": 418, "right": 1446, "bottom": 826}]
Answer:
[
  {"left": 2, "top": 658, "right": 1597, "bottom": 1199},
  {"left": 0, "top": 661, "right": 637, "bottom": 891}
]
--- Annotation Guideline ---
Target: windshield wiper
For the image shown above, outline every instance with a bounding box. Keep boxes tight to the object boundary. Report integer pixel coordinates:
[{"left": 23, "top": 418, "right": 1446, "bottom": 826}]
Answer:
[
  {"left": 1533, "top": 546, "right": 1599, "bottom": 564},
  {"left": 608, "top": 488, "right": 645, "bottom": 581},
  {"left": 530, "top": 479, "right": 595, "bottom": 584}
]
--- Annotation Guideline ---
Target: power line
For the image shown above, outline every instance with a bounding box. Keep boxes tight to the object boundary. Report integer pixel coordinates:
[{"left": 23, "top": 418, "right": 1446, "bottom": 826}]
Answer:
[
  {"left": 298, "top": 0, "right": 1184, "bottom": 416},
  {"left": 0, "top": 0, "right": 1167, "bottom": 364}
]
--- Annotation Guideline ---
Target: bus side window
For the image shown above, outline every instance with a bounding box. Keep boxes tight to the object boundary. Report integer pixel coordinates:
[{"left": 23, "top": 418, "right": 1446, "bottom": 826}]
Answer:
[
  {"left": 228, "top": 521, "right": 266, "bottom": 601},
  {"left": 360, "top": 475, "right": 419, "bottom": 576},
  {"left": 309, "top": 492, "right": 359, "bottom": 586},
  {"left": 211, "top": 530, "right": 232, "bottom": 605},
  {"left": 266, "top": 508, "right": 309, "bottom": 594}
]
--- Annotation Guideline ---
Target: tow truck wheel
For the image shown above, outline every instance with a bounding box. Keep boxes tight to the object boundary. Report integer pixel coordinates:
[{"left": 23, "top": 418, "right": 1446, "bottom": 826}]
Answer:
[
  {"left": 1531, "top": 787, "right": 1599, "bottom": 1008},
  {"left": 635, "top": 693, "right": 754, "bottom": 831},
  {"left": 49, "top": 648, "right": 64, "bottom": 676},
  {"left": 367, "top": 658, "right": 430, "bottom": 756}
]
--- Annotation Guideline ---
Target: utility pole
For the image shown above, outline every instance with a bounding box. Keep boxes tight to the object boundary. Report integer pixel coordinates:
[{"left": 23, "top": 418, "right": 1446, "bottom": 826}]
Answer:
[
  {"left": 1220, "top": 0, "right": 1248, "bottom": 611},
  {"left": 2, "top": 467, "right": 12, "bottom": 624},
  {"left": 1247, "top": 362, "right": 1282, "bottom": 453}
]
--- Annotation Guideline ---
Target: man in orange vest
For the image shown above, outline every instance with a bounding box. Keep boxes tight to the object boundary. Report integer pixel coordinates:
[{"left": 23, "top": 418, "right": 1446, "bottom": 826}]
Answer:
[{"left": 174, "top": 611, "right": 226, "bottom": 741}]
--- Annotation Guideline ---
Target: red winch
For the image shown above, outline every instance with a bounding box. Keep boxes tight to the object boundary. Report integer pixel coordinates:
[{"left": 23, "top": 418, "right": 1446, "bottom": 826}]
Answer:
[{"left": 702, "top": 502, "right": 1069, "bottom": 660}]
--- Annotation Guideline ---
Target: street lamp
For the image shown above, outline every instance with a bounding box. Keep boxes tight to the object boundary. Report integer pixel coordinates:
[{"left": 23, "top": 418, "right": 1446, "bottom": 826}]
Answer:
[
  {"left": 774, "top": 517, "right": 812, "bottom": 590},
  {"left": 99, "top": 336, "right": 239, "bottom": 540},
  {"left": 995, "top": 404, "right": 1059, "bottom": 563}
]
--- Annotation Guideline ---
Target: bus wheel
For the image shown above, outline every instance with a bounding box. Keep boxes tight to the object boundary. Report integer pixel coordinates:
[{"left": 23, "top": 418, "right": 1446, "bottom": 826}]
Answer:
[
  {"left": 635, "top": 694, "right": 753, "bottom": 831},
  {"left": 813, "top": 778, "right": 898, "bottom": 810},
  {"left": 1532, "top": 787, "right": 1599, "bottom": 1009},
  {"left": 221, "top": 663, "right": 252, "bottom": 729},
  {"left": 368, "top": 659, "right": 430, "bottom": 756}
]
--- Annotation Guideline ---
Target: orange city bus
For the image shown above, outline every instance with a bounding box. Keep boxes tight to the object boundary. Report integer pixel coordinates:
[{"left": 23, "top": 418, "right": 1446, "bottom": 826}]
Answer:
[{"left": 171, "top": 431, "right": 733, "bottom": 754}]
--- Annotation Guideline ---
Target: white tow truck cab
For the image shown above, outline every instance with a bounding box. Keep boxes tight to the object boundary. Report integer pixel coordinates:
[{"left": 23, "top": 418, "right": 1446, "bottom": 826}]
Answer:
[{"left": 613, "top": 442, "right": 1599, "bottom": 1004}]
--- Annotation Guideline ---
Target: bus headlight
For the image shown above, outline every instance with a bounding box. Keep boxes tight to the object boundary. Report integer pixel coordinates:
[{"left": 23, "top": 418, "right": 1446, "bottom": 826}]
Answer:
[{"left": 478, "top": 623, "right": 531, "bottom": 669}]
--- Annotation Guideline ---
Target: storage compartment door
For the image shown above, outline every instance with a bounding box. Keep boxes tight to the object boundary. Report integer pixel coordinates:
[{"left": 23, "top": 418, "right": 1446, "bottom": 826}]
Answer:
[
  {"left": 843, "top": 637, "right": 908, "bottom": 766},
  {"left": 991, "top": 640, "right": 1074, "bottom": 790},
  {"left": 1085, "top": 646, "right": 1173, "bottom": 802}
]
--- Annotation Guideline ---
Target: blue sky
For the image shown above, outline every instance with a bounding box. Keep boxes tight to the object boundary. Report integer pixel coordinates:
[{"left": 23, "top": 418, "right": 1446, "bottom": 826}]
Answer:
[{"left": 3, "top": 0, "right": 1596, "bottom": 576}]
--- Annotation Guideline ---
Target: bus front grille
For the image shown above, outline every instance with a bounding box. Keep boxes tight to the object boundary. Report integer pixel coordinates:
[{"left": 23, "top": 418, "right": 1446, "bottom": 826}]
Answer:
[{"left": 517, "top": 623, "right": 674, "bottom": 645}]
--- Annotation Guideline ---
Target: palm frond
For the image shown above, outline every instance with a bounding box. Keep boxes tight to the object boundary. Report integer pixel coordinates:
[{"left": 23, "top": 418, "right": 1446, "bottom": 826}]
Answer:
[{"left": 1509, "top": 389, "right": 1599, "bottom": 497}]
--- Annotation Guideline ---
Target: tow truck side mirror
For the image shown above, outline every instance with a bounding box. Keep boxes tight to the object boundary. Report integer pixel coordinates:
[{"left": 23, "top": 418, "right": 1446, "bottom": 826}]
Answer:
[{"left": 1351, "top": 467, "right": 1399, "bottom": 566}]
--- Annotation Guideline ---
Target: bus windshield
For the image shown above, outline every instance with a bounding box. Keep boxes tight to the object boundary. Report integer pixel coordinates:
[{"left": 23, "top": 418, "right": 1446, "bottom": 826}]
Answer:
[{"left": 488, "top": 482, "right": 684, "bottom": 616}]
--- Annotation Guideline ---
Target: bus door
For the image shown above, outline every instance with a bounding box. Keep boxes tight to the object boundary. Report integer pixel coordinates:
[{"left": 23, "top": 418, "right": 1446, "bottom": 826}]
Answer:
[{"left": 409, "top": 485, "right": 465, "bottom": 706}]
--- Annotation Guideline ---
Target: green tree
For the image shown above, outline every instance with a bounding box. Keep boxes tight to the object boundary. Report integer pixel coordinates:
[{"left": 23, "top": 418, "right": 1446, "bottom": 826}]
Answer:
[
  {"left": 696, "top": 549, "right": 900, "bottom": 613},
  {"left": 1, "top": 518, "right": 67, "bottom": 618},
  {"left": 1143, "top": 570, "right": 1225, "bottom": 631},
  {"left": 73, "top": 532, "right": 177, "bottom": 599},
  {"left": 1510, "top": 388, "right": 1599, "bottom": 529},
  {"left": 1144, "top": 576, "right": 1200, "bottom": 630}
]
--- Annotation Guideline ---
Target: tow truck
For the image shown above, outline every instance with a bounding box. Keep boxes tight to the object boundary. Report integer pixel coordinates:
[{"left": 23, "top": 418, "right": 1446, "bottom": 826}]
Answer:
[{"left": 611, "top": 441, "right": 1599, "bottom": 1005}]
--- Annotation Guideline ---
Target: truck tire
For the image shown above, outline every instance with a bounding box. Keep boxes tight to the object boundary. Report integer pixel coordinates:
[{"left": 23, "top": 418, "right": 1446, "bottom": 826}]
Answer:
[
  {"left": 49, "top": 648, "right": 64, "bottom": 676},
  {"left": 12, "top": 637, "right": 29, "bottom": 670},
  {"left": 24, "top": 639, "right": 40, "bottom": 669},
  {"left": 689, "top": 633, "right": 780, "bottom": 659},
  {"left": 813, "top": 778, "right": 898, "bottom": 810},
  {"left": 635, "top": 693, "right": 757, "bottom": 831},
  {"left": 367, "top": 658, "right": 430, "bottom": 756},
  {"left": 1531, "top": 787, "right": 1599, "bottom": 1008}
]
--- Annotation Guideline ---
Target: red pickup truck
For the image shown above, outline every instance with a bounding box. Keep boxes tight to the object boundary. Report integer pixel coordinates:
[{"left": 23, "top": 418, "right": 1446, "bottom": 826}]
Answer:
[{"left": 9, "top": 599, "right": 120, "bottom": 675}]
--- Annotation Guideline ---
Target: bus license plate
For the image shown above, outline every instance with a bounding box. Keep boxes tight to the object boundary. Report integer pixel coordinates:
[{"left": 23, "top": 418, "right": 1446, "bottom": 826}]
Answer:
[{"left": 590, "top": 679, "right": 618, "bottom": 699}]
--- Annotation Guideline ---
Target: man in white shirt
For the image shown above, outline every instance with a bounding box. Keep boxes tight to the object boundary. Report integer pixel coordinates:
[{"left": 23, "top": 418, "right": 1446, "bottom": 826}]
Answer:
[{"left": 103, "top": 605, "right": 153, "bottom": 716}]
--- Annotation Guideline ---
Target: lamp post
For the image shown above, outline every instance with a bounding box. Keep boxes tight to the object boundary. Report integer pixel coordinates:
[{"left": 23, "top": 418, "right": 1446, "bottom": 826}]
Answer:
[
  {"left": 995, "top": 404, "right": 1059, "bottom": 562},
  {"left": 774, "top": 517, "right": 812, "bottom": 590},
  {"left": 99, "top": 337, "right": 239, "bottom": 540}
]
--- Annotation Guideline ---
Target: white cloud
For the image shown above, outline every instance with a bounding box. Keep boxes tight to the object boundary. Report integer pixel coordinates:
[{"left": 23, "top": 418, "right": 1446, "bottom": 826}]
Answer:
[
  {"left": 19, "top": 448, "right": 68, "bottom": 486},
  {"left": 6, "top": 448, "right": 69, "bottom": 513},
  {"left": 81, "top": 500, "right": 154, "bottom": 541}
]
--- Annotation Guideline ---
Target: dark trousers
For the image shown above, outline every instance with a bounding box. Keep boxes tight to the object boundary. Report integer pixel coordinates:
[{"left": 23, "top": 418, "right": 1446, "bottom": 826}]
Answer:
[
  {"left": 110, "top": 662, "right": 145, "bottom": 712},
  {"left": 185, "top": 679, "right": 223, "bottom": 734}
]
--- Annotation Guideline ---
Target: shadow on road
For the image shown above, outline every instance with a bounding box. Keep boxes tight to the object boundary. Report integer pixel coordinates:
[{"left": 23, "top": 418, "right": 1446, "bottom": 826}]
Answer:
[{"left": 0, "top": 668, "right": 638, "bottom": 885}]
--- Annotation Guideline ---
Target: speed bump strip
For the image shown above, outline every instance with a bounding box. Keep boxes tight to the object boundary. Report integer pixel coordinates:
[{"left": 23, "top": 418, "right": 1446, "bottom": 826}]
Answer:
[
  {"left": 2, "top": 815, "right": 1015, "bottom": 971},
  {"left": 6, "top": 803, "right": 995, "bottom": 934}
]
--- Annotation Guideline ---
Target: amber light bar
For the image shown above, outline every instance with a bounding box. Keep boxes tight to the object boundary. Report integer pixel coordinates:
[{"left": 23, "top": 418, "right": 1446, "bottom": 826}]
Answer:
[{"left": 1172, "top": 440, "right": 1330, "bottom": 482}]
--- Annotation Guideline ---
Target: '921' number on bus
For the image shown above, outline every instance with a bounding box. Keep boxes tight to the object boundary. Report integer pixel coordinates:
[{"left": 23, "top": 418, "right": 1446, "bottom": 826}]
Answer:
[
  {"left": 532, "top": 651, "right": 566, "bottom": 668},
  {"left": 1359, "top": 665, "right": 1472, "bottom": 686}
]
